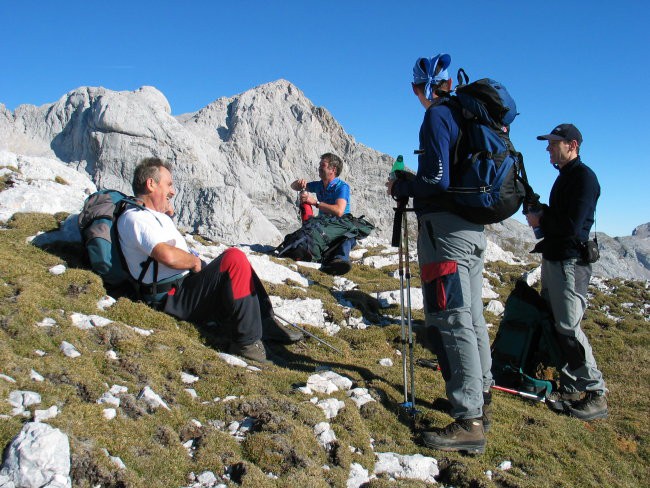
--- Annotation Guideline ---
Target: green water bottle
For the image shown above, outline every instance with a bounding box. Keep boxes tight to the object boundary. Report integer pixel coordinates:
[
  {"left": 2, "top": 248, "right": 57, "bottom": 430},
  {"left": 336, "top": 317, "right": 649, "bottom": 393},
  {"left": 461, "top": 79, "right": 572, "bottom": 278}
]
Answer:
[{"left": 389, "top": 155, "right": 405, "bottom": 180}]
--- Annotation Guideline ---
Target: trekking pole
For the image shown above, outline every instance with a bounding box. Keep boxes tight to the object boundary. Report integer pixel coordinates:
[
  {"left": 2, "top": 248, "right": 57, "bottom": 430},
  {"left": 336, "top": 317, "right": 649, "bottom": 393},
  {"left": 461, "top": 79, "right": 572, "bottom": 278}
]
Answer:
[
  {"left": 273, "top": 312, "right": 343, "bottom": 355},
  {"left": 403, "top": 209, "right": 417, "bottom": 416},
  {"left": 491, "top": 385, "right": 547, "bottom": 403},
  {"left": 392, "top": 202, "right": 409, "bottom": 407}
]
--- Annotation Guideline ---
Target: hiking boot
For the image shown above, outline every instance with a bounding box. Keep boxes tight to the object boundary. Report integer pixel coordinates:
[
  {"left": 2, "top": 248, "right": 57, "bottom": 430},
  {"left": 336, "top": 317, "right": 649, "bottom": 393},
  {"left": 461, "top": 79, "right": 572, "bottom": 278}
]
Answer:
[
  {"left": 320, "top": 258, "right": 351, "bottom": 276},
  {"left": 547, "top": 390, "right": 582, "bottom": 413},
  {"left": 422, "top": 418, "right": 486, "bottom": 454},
  {"left": 567, "top": 392, "right": 608, "bottom": 421},
  {"left": 262, "top": 316, "right": 304, "bottom": 344},
  {"left": 482, "top": 391, "right": 492, "bottom": 433},
  {"left": 228, "top": 340, "right": 270, "bottom": 364}
]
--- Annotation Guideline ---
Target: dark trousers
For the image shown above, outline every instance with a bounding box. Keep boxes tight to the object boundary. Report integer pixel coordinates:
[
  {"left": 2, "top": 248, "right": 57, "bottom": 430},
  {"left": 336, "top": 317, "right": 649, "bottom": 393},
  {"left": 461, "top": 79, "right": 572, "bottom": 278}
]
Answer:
[{"left": 163, "top": 248, "right": 267, "bottom": 346}]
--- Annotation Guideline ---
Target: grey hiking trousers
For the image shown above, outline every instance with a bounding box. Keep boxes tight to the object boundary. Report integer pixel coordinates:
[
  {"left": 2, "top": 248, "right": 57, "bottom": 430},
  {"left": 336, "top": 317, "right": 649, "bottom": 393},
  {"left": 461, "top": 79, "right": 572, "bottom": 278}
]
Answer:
[
  {"left": 417, "top": 212, "right": 493, "bottom": 419},
  {"left": 541, "top": 258, "right": 606, "bottom": 394}
]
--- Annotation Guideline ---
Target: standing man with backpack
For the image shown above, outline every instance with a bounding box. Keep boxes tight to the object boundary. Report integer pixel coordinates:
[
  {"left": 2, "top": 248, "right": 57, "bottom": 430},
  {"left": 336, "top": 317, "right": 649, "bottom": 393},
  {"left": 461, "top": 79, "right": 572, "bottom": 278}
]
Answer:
[
  {"left": 290, "top": 153, "right": 355, "bottom": 275},
  {"left": 527, "top": 124, "right": 607, "bottom": 420},
  {"left": 386, "top": 53, "right": 492, "bottom": 454}
]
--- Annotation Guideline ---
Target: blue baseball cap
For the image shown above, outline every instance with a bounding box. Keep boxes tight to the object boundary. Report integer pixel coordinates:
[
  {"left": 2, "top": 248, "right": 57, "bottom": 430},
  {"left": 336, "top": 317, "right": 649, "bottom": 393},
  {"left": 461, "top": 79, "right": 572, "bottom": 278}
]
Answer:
[{"left": 413, "top": 53, "right": 451, "bottom": 100}]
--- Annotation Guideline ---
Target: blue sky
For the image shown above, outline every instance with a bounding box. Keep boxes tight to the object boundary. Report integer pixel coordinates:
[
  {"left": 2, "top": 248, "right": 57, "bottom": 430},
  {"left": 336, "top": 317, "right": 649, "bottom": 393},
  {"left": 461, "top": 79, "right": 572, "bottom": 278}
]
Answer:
[{"left": 2, "top": 1, "right": 647, "bottom": 237}]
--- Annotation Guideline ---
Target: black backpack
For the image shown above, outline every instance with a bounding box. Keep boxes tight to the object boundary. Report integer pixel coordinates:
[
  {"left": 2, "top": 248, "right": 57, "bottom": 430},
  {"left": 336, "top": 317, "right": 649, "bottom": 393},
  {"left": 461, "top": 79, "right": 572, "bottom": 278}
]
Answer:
[
  {"left": 491, "top": 280, "right": 564, "bottom": 396},
  {"left": 437, "top": 71, "right": 533, "bottom": 224},
  {"left": 276, "top": 214, "right": 374, "bottom": 262}
]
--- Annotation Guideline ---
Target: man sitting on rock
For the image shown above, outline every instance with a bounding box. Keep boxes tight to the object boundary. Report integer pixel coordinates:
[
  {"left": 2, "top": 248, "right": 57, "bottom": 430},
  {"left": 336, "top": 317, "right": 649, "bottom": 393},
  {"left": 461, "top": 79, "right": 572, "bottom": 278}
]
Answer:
[
  {"left": 290, "top": 153, "right": 355, "bottom": 275},
  {"left": 118, "top": 157, "right": 301, "bottom": 363}
]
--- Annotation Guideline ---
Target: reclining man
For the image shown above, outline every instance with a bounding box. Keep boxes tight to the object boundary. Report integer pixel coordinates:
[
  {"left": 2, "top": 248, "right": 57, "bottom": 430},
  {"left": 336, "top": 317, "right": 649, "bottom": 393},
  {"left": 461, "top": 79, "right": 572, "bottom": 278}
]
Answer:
[
  {"left": 118, "top": 157, "right": 301, "bottom": 364},
  {"left": 290, "top": 153, "right": 355, "bottom": 275}
]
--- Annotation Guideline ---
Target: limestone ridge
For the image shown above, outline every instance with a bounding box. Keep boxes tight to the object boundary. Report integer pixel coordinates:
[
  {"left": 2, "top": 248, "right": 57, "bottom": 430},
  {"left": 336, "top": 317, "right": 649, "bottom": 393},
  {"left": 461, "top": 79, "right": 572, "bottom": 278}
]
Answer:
[
  {"left": 1, "top": 81, "right": 648, "bottom": 281},
  {"left": 0, "top": 80, "right": 393, "bottom": 245}
]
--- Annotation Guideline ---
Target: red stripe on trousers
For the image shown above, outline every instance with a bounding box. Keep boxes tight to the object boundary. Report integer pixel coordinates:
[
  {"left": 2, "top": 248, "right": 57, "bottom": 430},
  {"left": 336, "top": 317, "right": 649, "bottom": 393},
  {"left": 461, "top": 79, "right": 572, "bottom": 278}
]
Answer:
[{"left": 219, "top": 248, "right": 254, "bottom": 300}]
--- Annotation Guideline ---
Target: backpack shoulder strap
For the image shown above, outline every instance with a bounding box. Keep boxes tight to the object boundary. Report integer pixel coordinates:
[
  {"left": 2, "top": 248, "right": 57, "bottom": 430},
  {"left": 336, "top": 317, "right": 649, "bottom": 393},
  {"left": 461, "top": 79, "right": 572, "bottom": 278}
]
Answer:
[{"left": 113, "top": 198, "right": 160, "bottom": 296}]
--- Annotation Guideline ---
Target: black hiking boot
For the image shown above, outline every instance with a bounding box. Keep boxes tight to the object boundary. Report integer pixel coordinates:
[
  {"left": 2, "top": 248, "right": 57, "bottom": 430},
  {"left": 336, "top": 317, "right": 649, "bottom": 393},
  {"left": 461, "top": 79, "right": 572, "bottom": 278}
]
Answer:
[
  {"left": 547, "top": 390, "right": 582, "bottom": 413},
  {"left": 228, "top": 340, "right": 271, "bottom": 365},
  {"left": 567, "top": 392, "right": 608, "bottom": 421},
  {"left": 422, "top": 418, "right": 486, "bottom": 454},
  {"left": 320, "top": 258, "right": 351, "bottom": 276},
  {"left": 482, "top": 391, "right": 492, "bottom": 433},
  {"left": 262, "top": 317, "right": 304, "bottom": 344}
]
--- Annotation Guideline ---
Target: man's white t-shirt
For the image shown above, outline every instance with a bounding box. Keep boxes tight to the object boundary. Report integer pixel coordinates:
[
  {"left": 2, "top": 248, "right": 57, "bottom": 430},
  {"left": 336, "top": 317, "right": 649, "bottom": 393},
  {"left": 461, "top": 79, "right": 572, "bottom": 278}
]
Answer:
[{"left": 117, "top": 207, "right": 190, "bottom": 284}]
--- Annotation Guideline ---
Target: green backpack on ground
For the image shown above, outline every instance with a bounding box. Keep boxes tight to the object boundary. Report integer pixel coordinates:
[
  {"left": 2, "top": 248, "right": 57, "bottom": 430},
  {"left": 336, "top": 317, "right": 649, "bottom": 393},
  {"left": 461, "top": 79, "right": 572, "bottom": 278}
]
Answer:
[
  {"left": 276, "top": 213, "right": 374, "bottom": 262},
  {"left": 491, "top": 280, "right": 564, "bottom": 397}
]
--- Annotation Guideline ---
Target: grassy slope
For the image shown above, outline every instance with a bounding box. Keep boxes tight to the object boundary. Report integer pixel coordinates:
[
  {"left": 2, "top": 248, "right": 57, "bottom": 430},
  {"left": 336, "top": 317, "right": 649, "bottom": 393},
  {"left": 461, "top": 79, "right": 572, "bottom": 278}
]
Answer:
[{"left": 0, "top": 213, "right": 648, "bottom": 488}]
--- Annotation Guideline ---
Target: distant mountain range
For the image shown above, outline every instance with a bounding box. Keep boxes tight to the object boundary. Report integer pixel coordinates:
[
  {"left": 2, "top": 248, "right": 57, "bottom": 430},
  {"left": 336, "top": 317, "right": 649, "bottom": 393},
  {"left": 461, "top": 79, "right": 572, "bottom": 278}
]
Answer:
[{"left": 1, "top": 81, "right": 648, "bottom": 281}]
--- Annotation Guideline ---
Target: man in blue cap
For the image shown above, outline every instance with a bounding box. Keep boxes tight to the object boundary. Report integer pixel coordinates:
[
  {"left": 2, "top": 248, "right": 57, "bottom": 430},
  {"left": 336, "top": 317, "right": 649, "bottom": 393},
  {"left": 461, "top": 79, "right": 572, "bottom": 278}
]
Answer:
[
  {"left": 528, "top": 124, "right": 607, "bottom": 421},
  {"left": 387, "top": 54, "right": 491, "bottom": 454}
]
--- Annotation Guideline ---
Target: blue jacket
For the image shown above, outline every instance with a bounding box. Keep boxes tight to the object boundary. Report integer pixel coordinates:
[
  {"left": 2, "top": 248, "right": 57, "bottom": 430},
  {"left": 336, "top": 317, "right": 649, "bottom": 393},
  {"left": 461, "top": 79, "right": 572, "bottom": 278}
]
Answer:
[
  {"left": 392, "top": 101, "right": 461, "bottom": 216},
  {"left": 306, "top": 178, "right": 351, "bottom": 214},
  {"left": 532, "top": 157, "right": 600, "bottom": 261}
]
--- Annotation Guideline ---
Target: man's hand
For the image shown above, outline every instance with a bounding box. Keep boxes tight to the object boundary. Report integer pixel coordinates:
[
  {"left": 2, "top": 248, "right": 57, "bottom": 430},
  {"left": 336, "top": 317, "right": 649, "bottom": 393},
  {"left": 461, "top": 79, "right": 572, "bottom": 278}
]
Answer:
[
  {"left": 291, "top": 179, "right": 307, "bottom": 191},
  {"left": 299, "top": 191, "right": 315, "bottom": 205},
  {"left": 525, "top": 212, "right": 541, "bottom": 228}
]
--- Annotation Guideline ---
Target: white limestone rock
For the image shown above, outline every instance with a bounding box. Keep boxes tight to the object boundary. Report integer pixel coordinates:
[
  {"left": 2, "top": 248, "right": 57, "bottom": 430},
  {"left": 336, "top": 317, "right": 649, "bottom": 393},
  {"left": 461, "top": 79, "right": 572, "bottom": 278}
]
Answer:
[
  {"left": 346, "top": 462, "right": 370, "bottom": 488},
  {"left": 523, "top": 266, "right": 542, "bottom": 286},
  {"left": 270, "top": 296, "right": 326, "bottom": 329},
  {"left": 306, "top": 371, "right": 353, "bottom": 394},
  {"left": 247, "top": 254, "right": 309, "bottom": 286},
  {"left": 316, "top": 398, "right": 345, "bottom": 419},
  {"left": 97, "top": 392, "right": 120, "bottom": 408},
  {"left": 33, "top": 405, "right": 59, "bottom": 422},
  {"left": 485, "top": 300, "right": 505, "bottom": 316},
  {"left": 0, "top": 150, "right": 96, "bottom": 224},
  {"left": 103, "top": 408, "right": 117, "bottom": 420},
  {"left": 376, "top": 288, "right": 423, "bottom": 310},
  {"left": 69, "top": 312, "right": 112, "bottom": 329},
  {"left": 498, "top": 460, "right": 513, "bottom": 471},
  {"left": 8, "top": 390, "right": 41, "bottom": 409},
  {"left": 373, "top": 452, "right": 439, "bottom": 483},
  {"left": 347, "top": 388, "right": 375, "bottom": 408},
  {"left": 60, "top": 341, "right": 81, "bottom": 358},
  {"left": 36, "top": 317, "right": 57, "bottom": 327},
  {"left": 362, "top": 255, "right": 398, "bottom": 269},
  {"left": 181, "top": 372, "right": 199, "bottom": 384},
  {"left": 482, "top": 277, "right": 500, "bottom": 299},
  {"left": 137, "top": 386, "right": 170, "bottom": 411},
  {"left": 97, "top": 295, "right": 117, "bottom": 310},
  {"left": 0, "top": 422, "right": 71, "bottom": 488},
  {"left": 314, "top": 422, "right": 337, "bottom": 448},
  {"left": 48, "top": 265, "right": 66, "bottom": 275},
  {"left": 217, "top": 353, "right": 249, "bottom": 368}
]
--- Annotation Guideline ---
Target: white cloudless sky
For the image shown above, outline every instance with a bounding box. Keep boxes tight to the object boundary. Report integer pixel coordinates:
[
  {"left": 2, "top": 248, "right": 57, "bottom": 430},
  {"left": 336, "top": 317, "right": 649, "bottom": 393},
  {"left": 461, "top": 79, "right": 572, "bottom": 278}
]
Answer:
[{"left": 1, "top": 0, "right": 647, "bottom": 236}]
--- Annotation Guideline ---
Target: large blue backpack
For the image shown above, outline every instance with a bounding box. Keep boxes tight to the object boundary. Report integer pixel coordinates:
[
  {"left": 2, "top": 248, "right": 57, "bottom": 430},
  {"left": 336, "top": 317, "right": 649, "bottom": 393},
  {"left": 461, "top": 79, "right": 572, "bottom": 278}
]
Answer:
[
  {"left": 77, "top": 190, "right": 153, "bottom": 289},
  {"left": 439, "top": 71, "right": 532, "bottom": 224}
]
